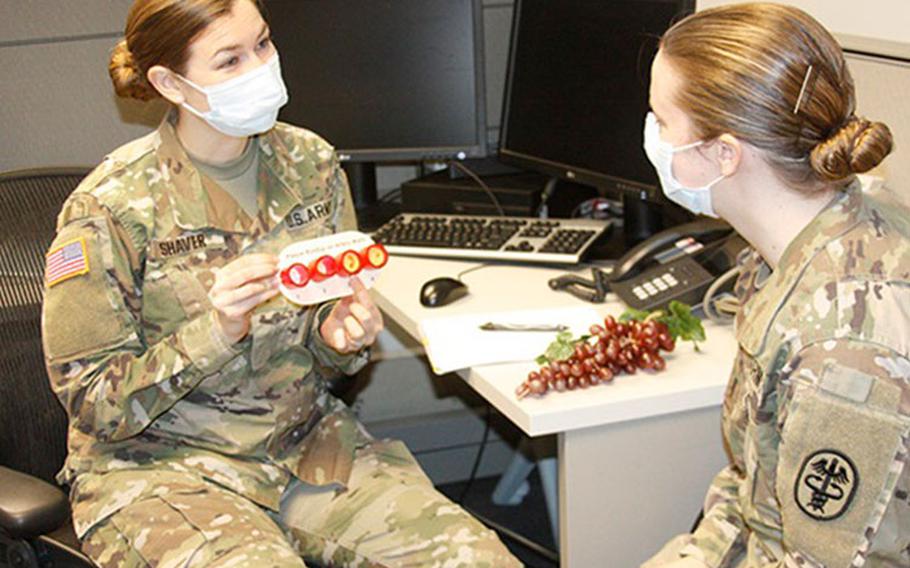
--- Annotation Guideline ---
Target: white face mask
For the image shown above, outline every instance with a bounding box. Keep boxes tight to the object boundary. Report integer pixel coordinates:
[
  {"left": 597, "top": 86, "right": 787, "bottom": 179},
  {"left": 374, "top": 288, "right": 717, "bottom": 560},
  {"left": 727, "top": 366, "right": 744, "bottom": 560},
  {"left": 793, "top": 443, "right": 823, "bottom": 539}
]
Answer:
[
  {"left": 643, "top": 112, "right": 724, "bottom": 218},
  {"left": 179, "top": 54, "right": 289, "bottom": 137}
]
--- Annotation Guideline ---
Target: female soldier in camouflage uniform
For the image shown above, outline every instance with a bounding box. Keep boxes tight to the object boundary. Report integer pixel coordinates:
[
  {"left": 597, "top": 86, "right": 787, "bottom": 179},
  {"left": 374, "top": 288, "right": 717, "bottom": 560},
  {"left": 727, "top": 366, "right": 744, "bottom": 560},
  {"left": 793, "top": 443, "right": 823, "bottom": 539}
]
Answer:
[
  {"left": 640, "top": 4, "right": 908, "bottom": 567},
  {"left": 41, "top": 0, "right": 520, "bottom": 566}
]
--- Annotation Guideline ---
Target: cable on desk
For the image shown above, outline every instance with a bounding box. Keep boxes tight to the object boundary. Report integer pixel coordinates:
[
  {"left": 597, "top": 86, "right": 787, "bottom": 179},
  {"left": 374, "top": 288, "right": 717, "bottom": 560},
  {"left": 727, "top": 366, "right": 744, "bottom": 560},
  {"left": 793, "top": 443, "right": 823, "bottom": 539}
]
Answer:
[
  {"left": 448, "top": 160, "right": 506, "bottom": 217},
  {"left": 455, "top": 263, "right": 491, "bottom": 281}
]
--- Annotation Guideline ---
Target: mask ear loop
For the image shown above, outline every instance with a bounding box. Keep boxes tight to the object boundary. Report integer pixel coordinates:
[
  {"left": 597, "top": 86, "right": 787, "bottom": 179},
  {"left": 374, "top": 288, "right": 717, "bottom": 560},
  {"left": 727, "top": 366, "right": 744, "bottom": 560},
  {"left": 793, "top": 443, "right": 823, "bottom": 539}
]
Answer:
[{"left": 172, "top": 72, "right": 211, "bottom": 116}]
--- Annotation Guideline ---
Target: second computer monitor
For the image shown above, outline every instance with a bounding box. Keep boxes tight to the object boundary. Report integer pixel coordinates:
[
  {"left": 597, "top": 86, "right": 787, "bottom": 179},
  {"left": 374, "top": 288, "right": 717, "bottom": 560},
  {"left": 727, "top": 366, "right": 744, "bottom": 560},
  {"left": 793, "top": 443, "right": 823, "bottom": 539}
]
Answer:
[
  {"left": 499, "top": 0, "right": 695, "bottom": 203},
  {"left": 266, "top": 0, "right": 487, "bottom": 163}
]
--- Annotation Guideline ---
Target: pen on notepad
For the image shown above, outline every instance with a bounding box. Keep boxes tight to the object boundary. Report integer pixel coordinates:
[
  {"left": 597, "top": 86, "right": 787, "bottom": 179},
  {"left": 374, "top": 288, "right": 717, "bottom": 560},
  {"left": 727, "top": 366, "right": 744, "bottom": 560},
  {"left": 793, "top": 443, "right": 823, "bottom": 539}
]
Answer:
[{"left": 479, "top": 322, "right": 568, "bottom": 332}]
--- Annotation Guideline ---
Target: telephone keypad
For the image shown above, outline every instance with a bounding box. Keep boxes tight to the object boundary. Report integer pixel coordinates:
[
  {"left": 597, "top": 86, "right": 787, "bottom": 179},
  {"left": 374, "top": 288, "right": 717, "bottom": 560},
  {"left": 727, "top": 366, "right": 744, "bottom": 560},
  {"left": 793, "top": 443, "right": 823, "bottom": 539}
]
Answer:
[{"left": 612, "top": 256, "right": 716, "bottom": 311}]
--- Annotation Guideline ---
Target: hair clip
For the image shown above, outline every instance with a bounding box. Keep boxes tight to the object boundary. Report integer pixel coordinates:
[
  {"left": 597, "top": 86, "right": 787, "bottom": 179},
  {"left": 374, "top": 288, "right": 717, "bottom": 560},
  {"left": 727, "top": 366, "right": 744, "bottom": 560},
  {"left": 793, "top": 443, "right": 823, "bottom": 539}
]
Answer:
[{"left": 793, "top": 64, "right": 814, "bottom": 115}]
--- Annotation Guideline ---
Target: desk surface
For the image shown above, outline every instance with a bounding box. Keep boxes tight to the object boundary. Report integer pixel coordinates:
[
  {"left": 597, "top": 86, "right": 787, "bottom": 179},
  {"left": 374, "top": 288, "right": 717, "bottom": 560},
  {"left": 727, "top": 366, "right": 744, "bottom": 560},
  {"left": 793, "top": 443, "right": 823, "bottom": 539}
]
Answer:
[{"left": 371, "top": 255, "right": 738, "bottom": 437}]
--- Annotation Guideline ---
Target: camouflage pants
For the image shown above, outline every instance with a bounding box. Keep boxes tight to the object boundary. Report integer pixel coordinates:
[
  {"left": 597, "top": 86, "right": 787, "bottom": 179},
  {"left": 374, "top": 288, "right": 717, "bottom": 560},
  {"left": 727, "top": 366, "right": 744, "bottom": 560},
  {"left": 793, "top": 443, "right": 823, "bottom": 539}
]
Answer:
[{"left": 82, "top": 440, "right": 521, "bottom": 567}]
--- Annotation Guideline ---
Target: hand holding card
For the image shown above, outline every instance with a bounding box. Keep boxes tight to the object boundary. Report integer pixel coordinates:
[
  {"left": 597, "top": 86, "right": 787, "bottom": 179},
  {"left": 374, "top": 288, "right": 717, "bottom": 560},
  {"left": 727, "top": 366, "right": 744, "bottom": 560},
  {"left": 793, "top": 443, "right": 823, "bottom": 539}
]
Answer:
[{"left": 277, "top": 231, "right": 388, "bottom": 306}]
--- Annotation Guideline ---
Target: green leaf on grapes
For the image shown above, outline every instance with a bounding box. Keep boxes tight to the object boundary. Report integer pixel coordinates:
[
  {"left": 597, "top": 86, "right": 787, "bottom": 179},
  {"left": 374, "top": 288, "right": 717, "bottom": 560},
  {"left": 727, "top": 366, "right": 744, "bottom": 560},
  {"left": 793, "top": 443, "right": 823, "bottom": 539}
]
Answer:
[
  {"left": 537, "top": 331, "right": 587, "bottom": 364},
  {"left": 619, "top": 300, "right": 706, "bottom": 349},
  {"left": 544, "top": 335, "right": 576, "bottom": 363},
  {"left": 667, "top": 300, "right": 705, "bottom": 343}
]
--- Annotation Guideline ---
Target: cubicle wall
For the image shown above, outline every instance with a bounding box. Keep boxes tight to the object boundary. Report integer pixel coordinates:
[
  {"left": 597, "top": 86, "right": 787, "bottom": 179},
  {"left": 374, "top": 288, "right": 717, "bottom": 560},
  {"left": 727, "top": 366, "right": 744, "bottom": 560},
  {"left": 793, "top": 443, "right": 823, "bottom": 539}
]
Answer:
[
  {"left": 0, "top": 1, "right": 166, "bottom": 172},
  {"left": 848, "top": 54, "right": 910, "bottom": 196}
]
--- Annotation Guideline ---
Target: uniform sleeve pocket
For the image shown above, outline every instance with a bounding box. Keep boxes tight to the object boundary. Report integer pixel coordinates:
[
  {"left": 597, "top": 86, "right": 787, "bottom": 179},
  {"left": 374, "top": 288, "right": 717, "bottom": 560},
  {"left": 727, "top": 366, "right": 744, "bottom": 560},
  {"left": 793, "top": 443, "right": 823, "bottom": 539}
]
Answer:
[
  {"left": 777, "top": 380, "right": 910, "bottom": 567},
  {"left": 42, "top": 219, "right": 137, "bottom": 362}
]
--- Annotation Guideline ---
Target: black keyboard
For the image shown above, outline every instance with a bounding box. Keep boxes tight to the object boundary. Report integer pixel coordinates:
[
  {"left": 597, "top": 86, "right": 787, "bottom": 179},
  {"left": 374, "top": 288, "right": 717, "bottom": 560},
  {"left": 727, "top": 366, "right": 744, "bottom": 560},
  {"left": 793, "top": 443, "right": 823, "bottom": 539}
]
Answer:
[{"left": 371, "top": 213, "right": 610, "bottom": 264}]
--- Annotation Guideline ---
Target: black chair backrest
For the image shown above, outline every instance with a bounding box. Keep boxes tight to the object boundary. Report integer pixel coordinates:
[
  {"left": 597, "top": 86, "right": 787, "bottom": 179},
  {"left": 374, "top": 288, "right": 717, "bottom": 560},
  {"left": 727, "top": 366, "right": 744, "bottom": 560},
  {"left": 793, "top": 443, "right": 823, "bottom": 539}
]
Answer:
[{"left": 0, "top": 168, "right": 91, "bottom": 484}]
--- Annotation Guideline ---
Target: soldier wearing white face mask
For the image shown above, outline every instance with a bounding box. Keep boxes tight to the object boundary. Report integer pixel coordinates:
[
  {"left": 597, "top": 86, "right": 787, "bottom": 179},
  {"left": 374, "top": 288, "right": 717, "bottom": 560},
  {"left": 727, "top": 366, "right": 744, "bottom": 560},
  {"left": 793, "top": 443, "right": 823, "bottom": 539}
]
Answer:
[
  {"left": 642, "top": 112, "right": 725, "bottom": 218},
  {"left": 175, "top": 53, "right": 288, "bottom": 137},
  {"left": 41, "top": 1, "right": 521, "bottom": 566},
  {"left": 639, "top": 4, "right": 909, "bottom": 568}
]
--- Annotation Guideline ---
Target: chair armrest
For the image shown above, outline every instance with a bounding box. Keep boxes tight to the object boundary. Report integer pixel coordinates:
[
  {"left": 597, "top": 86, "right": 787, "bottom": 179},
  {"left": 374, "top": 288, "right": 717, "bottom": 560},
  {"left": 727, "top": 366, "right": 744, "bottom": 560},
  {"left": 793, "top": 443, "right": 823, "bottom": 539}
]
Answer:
[{"left": 0, "top": 465, "right": 70, "bottom": 539}]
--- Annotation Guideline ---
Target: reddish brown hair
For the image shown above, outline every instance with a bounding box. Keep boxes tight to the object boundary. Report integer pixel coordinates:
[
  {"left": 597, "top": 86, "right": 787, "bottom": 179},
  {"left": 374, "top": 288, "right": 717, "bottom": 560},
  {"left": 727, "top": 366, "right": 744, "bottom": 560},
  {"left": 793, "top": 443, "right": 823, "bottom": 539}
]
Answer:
[{"left": 109, "top": 0, "right": 265, "bottom": 101}]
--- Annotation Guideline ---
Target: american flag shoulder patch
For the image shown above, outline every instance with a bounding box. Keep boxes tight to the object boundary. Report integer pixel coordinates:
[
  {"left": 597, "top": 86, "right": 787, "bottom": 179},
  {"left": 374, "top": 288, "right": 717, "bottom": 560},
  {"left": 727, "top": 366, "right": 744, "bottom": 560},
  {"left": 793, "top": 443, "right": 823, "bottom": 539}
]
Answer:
[{"left": 46, "top": 237, "right": 90, "bottom": 287}]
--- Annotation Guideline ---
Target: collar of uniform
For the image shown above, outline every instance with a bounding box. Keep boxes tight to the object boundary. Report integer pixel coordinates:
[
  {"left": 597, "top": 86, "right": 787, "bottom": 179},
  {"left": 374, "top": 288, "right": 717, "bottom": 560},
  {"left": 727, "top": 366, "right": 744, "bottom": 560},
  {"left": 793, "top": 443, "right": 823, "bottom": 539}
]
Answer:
[
  {"left": 736, "top": 180, "right": 866, "bottom": 356},
  {"left": 153, "top": 114, "right": 256, "bottom": 233},
  {"left": 256, "top": 125, "right": 309, "bottom": 227}
]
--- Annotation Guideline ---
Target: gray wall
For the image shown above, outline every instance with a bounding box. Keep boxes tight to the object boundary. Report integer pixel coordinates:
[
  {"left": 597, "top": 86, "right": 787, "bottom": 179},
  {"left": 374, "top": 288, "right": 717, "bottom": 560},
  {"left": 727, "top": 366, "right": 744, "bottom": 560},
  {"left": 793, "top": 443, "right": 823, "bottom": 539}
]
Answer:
[
  {"left": 0, "top": 1, "right": 165, "bottom": 171},
  {"left": 0, "top": 0, "right": 515, "bottom": 196}
]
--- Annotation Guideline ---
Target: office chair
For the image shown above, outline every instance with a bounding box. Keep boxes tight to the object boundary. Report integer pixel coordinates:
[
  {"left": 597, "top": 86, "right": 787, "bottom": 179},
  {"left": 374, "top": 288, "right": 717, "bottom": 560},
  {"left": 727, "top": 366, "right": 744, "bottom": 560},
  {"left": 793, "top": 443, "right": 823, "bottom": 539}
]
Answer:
[{"left": 0, "top": 167, "right": 95, "bottom": 567}]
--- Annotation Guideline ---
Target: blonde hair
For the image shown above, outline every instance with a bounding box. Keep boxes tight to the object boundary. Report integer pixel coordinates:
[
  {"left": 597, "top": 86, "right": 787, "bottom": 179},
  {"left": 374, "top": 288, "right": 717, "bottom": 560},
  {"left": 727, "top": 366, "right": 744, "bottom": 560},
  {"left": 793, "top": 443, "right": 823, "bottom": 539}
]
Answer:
[
  {"left": 660, "top": 3, "right": 892, "bottom": 190},
  {"left": 109, "top": 0, "right": 264, "bottom": 101}
]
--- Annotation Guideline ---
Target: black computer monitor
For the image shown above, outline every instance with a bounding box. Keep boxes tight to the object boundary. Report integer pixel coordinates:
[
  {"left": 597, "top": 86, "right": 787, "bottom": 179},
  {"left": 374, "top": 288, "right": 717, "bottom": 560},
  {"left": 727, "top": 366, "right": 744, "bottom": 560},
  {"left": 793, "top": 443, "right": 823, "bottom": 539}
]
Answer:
[
  {"left": 499, "top": 0, "right": 695, "bottom": 241},
  {"left": 265, "top": 0, "right": 487, "bottom": 207}
]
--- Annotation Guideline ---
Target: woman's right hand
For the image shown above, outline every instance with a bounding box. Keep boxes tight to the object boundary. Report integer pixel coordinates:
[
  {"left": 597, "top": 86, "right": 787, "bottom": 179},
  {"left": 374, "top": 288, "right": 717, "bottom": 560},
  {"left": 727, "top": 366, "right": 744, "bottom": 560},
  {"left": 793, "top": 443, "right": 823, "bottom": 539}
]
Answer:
[{"left": 208, "top": 253, "right": 280, "bottom": 343}]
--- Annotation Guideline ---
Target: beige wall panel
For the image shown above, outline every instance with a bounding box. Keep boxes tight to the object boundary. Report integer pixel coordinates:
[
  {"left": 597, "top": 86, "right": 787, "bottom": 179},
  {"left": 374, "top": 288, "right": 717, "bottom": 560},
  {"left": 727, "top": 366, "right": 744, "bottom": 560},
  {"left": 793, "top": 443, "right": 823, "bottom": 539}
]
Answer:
[
  {"left": 0, "top": 0, "right": 130, "bottom": 43},
  {"left": 0, "top": 37, "right": 166, "bottom": 171},
  {"left": 696, "top": 0, "right": 910, "bottom": 57},
  {"left": 848, "top": 54, "right": 910, "bottom": 194}
]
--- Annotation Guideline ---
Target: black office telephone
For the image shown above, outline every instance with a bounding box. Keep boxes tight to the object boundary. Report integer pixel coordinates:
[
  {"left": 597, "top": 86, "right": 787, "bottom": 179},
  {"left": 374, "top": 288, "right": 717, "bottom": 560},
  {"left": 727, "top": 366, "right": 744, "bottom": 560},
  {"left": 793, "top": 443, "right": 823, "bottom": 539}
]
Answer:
[{"left": 607, "top": 218, "right": 747, "bottom": 311}]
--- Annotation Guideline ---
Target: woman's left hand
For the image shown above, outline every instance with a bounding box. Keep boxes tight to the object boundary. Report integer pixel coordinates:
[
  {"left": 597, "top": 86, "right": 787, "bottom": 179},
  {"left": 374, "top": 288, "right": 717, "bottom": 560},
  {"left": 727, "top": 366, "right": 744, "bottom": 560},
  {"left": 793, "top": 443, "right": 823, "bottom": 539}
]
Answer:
[{"left": 319, "top": 277, "right": 384, "bottom": 353}]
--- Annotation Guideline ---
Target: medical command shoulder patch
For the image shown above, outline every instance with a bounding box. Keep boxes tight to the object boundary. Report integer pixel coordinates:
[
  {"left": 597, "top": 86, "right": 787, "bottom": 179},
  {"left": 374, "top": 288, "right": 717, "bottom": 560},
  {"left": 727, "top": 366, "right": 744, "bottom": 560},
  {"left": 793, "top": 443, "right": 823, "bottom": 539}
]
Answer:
[
  {"left": 46, "top": 237, "right": 90, "bottom": 287},
  {"left": 794, "top": 449, "right": 859, "bottom": 521}
]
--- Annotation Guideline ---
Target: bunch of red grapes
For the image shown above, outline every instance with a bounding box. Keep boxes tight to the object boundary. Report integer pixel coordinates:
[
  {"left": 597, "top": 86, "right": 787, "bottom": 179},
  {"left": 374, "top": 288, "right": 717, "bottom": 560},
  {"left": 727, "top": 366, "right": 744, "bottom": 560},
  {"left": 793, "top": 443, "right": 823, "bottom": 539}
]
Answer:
[{"left": 516, "top": 315, "right": 676, "bottom": 399}]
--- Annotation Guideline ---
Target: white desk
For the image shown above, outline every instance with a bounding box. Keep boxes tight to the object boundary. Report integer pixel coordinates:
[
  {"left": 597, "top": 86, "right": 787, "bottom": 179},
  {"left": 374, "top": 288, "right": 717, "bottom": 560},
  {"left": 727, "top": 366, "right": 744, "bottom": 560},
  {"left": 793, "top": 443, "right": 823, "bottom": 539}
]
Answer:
[{"left": 372, "top": 255, "right": 737, "bottom": 568}]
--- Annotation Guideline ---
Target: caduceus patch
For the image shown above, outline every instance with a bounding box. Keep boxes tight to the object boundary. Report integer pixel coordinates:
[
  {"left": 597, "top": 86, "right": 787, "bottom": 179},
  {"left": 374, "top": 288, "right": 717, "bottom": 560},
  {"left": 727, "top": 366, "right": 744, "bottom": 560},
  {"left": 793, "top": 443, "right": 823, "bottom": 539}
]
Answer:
[{"left": 794, "top": 449, "right": 859, "bottom": 521}]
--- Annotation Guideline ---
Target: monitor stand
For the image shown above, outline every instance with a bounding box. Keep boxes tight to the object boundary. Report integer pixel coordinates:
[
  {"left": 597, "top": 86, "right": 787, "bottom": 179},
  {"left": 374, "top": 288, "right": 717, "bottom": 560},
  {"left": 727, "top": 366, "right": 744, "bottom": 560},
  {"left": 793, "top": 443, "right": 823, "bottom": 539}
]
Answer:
[
  {"left": 342, "top": 162, "right": 402, "bottom": 232},
  {"left": 622, "top": 194, "right": 663, "bottom": 245},
  {"left": 341, "top": 162, "right": 378, "bottom": 209},
  {"left": 582, "top": 194, "right": 669, "bottom": 261}
]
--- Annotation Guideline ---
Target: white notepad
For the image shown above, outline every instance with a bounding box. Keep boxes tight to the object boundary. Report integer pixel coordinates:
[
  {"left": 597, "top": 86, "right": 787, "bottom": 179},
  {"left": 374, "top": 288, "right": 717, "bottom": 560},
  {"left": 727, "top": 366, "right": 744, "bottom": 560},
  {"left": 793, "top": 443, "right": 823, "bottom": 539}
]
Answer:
[{"left": 418, "top": 306, "right": 600, "bottom": 375}]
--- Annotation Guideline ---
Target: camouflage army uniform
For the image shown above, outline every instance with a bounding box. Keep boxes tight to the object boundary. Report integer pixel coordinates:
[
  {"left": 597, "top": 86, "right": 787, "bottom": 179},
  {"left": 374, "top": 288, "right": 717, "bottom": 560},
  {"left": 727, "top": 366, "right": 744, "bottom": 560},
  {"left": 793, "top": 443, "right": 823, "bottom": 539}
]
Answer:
[
  {"left": 645, "top": 181, "right": 910, "bottom": 567},
  {"left": 42, "top": 117, "right": 520, "bottom": 567}
]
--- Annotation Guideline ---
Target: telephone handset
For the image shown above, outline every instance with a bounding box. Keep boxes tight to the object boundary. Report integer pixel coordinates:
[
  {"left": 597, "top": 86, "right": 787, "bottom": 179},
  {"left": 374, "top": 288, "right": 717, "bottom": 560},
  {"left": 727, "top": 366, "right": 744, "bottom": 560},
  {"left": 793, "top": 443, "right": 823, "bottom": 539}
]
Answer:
[
  {"left": 609, "top": 218, "right": 733, "bottom": 282},
  {"left": 607, "top": 218, "right": 747, "bottom": 311}
]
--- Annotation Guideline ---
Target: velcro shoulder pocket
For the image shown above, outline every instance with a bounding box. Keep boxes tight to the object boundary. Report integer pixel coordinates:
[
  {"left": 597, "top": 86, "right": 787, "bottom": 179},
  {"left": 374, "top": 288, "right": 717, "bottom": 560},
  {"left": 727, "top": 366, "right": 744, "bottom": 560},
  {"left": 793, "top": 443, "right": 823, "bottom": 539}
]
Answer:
[
  {"left": 42, "top": 217, "right": 138, "bottom": 362},
  {"left": 777, "top": 370, "right": 910, "bottom": 566}
]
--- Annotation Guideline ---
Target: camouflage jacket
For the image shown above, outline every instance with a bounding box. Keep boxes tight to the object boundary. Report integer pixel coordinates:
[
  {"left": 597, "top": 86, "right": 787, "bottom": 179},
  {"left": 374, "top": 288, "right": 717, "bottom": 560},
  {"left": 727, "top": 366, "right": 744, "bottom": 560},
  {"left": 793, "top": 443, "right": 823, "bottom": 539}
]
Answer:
[
  {"left": 41, "top": 118, "right": 371, "bottom": 538},
  {"left": 681, "top": 181, "right": 910, "bottom": 567}
]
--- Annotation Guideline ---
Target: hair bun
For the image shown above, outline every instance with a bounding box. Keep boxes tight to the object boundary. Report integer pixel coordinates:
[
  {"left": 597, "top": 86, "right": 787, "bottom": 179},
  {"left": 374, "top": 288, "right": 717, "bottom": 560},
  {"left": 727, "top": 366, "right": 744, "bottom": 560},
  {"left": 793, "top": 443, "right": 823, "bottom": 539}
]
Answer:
[
  {"left": 108, "top": 38, "right": 158, "bottom": 101},
  {"left": 810, "top": 116, "right": 894, "bottom": 181}
]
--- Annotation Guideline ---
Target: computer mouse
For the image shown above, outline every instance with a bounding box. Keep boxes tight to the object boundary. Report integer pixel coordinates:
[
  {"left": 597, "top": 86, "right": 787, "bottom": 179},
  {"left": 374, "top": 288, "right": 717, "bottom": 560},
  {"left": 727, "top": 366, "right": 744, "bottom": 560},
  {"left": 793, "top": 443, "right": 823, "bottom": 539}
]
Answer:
[{"left": 419, "top": 277, "right": 469, "bottom": 307}]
